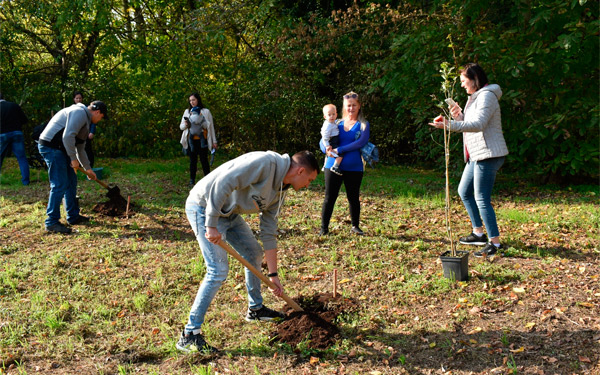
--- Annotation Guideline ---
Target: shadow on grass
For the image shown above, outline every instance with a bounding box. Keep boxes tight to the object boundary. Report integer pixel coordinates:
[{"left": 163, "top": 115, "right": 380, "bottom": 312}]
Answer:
[
  {"left": 502, "top": 238, "right": 598, "bottom": 262},
  {"left": 332, "top": 326, "right": 599, "bottom": 374},
  {"left": 147, "top": 326, "right": 598, "bottom": 374}
]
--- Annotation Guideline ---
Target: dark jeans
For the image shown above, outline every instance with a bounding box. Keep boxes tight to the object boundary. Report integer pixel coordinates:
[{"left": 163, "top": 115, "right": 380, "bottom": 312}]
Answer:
[
  {"left": 85, "top": 139, "right": 94, "bottom": 169},
  {"left": 0, "top": 131, "right": 30, "bottom": 185},
  {"left": 38, "top": 143, "right": 80, "bottom": 227},
  {"left": 189, "top": 138, "right": 209, "bottom": 183},
  {"left": 320, "top": 169, "right": 363, "bottom": 231}
]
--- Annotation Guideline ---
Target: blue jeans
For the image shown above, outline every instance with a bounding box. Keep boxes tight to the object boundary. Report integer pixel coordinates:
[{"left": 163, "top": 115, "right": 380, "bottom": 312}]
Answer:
[
  {"left": 38, "top": 144, "right": 80, "bottom": 227},
  {"left": 458, "top": 157, "right": 505, "bottom": 238},
  {"left": 184, "top": 198, "right": 264, "bottom": 334},
  {"left": 0, "top": 131, "right": 30, "bottom": 185}
]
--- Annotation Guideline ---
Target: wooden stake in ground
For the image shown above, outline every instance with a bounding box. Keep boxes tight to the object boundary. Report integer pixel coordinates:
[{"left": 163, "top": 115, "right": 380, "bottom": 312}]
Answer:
[
  {"left": 333, "top": 269, "right": 338, "bottom": 298},
  {"left": 125, "top": 196, "right": 130, "bottom": 218},
  {"left": 218, "top": 240, "right": 303, "bottom": 312}
]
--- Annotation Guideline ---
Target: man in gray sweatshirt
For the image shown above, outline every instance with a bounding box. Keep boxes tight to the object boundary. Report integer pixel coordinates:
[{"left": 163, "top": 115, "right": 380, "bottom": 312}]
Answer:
[
  {"left": 38, "top": 101, "right": 108, "bottom": 234},
  {"left": 176, "top": 150, "right": 319, "bottom": 353}
]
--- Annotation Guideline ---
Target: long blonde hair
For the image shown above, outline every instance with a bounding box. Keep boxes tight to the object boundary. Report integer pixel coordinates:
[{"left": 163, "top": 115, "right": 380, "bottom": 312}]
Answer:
[{"left": 342, "top": 91, "right": 366, "bottom": 126}]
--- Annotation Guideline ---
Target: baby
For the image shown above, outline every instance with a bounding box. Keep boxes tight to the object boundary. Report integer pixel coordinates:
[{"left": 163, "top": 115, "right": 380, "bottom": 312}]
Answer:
[
  {"left": 320, "top": 104, "right": 343, "bottom": 175},
  {"left": 187, "top": 106, "right": 207, "bottom": 140}
]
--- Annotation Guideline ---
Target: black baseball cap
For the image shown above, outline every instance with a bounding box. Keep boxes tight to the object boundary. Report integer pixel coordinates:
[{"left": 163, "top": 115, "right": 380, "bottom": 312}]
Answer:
[{"left": 90, "top": 100, "right": 109, "bottom": 120}]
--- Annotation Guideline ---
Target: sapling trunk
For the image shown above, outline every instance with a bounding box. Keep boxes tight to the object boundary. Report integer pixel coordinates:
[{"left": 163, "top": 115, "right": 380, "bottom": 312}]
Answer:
[
  {"left": 333, "top": 269, "right": 337, "bottom": 298},
  {"left": 443, "top": 120, "right": 456, "bottom": 256},
  {"left": 439, "top": 60, "right": 458, "bottom": 257}
]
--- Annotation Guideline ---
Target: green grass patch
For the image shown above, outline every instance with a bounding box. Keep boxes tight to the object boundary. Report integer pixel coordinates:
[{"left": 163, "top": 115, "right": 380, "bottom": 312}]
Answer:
[{"left": 0, "top": 157, "right": 597, "bottom": 374}]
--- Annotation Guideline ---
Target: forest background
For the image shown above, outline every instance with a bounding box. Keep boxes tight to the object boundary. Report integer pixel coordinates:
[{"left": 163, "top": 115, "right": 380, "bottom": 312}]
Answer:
[{"left": 1, "top": 0, "right": 598, "bottom": 181}]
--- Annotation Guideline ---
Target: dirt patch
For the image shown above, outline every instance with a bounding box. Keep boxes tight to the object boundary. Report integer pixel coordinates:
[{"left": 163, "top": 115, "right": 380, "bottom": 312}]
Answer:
[
  {"left": 92, "top": 190, "right": 133, "bottom": 217},
  {"left": 274, "top": 293, "right": 358, "bottom": 350}
]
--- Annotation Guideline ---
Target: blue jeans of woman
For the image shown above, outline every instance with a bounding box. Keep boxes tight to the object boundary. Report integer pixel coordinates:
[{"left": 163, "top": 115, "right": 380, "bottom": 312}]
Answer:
[
  {"left": 38, "top": 143, "right": 80, "bottom": 227},
  {"left": 458, "top": 156, "right": 505, "bottom": 238},
  {"left": 0, "top": 131, "right": 30, "bottom": 185},
  {"left": 184, "top": 198, "right": 264, "bottom": 334}
]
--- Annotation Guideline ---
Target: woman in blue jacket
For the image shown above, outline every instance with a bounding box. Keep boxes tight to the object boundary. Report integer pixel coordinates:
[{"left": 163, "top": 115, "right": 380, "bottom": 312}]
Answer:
[{"left": 320, "top": 91, "right": 370, "bottom": 236}]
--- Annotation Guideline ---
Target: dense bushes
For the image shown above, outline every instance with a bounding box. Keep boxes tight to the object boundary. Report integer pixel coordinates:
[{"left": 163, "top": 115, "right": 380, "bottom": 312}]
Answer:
[{"left": 1, "top": 0, "right": 597, "bottom": 180}]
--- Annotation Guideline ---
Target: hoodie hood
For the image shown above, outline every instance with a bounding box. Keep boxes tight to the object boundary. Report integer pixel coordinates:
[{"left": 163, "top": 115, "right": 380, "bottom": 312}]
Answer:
[{"left": 474, "top": 83, "right": 502, "bottom": 101}]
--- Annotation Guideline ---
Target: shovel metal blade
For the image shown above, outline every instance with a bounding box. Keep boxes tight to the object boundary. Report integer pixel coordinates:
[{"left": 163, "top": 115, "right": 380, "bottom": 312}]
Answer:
[{"left": 106, "top": 186, "right": 121, "bottom": 200}]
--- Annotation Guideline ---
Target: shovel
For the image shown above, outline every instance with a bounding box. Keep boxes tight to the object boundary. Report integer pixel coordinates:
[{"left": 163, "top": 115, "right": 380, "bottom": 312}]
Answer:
[
  {"left": 218, "top": 240, "right": 303, "bottom": 312},
  {"left": 75, "top": 166, "right": 124, "bottom": 201}
]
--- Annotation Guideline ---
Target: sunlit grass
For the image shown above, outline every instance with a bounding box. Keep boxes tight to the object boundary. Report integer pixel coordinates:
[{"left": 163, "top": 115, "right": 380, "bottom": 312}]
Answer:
[{"left": 0, "top": 157, "right": 598, "bottom": 374}]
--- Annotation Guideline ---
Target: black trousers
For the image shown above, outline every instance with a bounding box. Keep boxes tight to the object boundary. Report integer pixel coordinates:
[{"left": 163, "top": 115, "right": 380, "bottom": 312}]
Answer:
[
  {"left": 189, "top": 139, "right": 210, "bottom": 182},
  {"left": 84, "top": 139, "right": 94, "bottom": 168},
  {"left": 320, "top": 169, "right": 363, "bottom": 231}
]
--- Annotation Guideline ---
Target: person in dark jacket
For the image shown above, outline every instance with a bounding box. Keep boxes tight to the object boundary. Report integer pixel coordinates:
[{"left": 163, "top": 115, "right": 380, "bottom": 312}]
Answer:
[{"left": 0, "top": 93, "right": 30, "bottom": 185}]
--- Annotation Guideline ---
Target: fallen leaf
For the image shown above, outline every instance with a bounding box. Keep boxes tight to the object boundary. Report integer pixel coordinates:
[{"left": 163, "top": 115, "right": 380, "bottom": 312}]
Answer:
[
  {"left": 579, "top": 356, "right": 591, "bottom": 363},
  {"left": 512, "top": 287, "right": 526, "bottom": 294},
  {"left": 339, "top": 278, "right": 351, "bottom": 284},
  {"left": 429, "top": 342, "right": 436, "bottom": 348},
  {"left": 509, "top": 346, "right": 525, "bottom": 353},
  {"left": 469, "top": 306, "right": 481, "bottom": 315},
  {"left": 310, "top": 356, "right": 319, "bottom": 365},
  {"left": 525, "top": 322, "right": 536, "bottom": 329},
  {"left": 578, "top": 302, "right": 595, "bottom": 308}
]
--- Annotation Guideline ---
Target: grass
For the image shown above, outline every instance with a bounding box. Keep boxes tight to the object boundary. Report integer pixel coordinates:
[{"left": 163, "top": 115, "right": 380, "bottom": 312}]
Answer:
[{"left": 0, "top": 156, "right": 599, "bottom": 374}]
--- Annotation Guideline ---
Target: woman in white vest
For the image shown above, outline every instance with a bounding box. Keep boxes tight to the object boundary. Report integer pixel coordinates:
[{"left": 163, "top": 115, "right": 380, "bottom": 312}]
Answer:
[
  {"left": 430, "top": 63, "right": 508, "bottom": 257},
  {"left": 180, "top": 93, "right": 217, "bottom": 186}
]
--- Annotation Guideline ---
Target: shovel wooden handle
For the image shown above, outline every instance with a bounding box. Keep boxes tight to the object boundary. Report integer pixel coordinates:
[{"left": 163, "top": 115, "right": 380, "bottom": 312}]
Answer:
[
  {"left": 75, "top": 166, "right": 109, "bottom": 189},
  {"left": 218, "top": 240, "right": 303, "bottom": 312}
]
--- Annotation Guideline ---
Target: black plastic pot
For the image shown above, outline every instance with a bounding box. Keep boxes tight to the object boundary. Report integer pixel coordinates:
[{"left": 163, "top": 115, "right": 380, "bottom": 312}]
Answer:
[{"left": 440, "top": 250, "right": 469, "bottom": 281}]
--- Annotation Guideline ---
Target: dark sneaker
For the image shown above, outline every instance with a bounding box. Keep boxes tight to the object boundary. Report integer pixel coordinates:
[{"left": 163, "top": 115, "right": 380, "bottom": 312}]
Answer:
[
  {"left": 46, "top": 223, "right": 72, "bottom": 234},
  {"left": 245, "top": 306, "right": 285, "bottom": 322},
  {"left": 68, "top": 215, "right": 90, "bottom": 225},
  {"left": 474, "top": 242, "right": 503, "bottom": 258},
  {"left": 351, "top": 226, "right": 365, "bottom": 236},
  {"left": 459, "top": 232, "right": 488, "bottom": 246},
  {"left": 175, "top": 330, "right": 217, "bottom": 354},
  {"left": 319, "top": 228, "right": 329, "bottom": 236},
  {"left": 330, "top": 166, "right": 343, "bottom": 176}
]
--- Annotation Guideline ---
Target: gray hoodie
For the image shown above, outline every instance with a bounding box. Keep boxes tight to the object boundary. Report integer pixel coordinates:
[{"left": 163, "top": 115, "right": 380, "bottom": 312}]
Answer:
[
  {"left": 188, "top": 151, "right": 290, "bottom": 250},
  {"left": 449, "top": 84, "right": 509, "bottom": 162},
  {"left": 39, "top": 103, "right": 92, "bottom": 169}
]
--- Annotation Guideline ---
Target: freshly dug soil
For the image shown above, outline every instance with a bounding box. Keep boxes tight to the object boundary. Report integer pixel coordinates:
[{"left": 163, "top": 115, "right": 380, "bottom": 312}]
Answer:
[
  {"left": 274, "top": 293, "right": 358, "bottom": 350},
  {"left": 92, "top": 192, "right": 133, "bottom": 217}
]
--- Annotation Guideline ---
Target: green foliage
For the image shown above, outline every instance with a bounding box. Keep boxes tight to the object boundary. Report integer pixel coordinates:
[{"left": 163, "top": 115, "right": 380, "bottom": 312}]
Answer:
[
  {"left": 0, "top": 0, "right": 597, "bottom": 179},
  {"left": 374, "top": 0, "right": 599, "bottom": 179}
]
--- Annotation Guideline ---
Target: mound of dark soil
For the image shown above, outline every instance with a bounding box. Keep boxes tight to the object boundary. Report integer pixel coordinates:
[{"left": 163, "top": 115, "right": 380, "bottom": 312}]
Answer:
[
  {"left": 274, "top": 293, "right": 358, "bottom": 350},
  {"left": 92, "top": 194, "right": 133, "bottom": 217}
]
